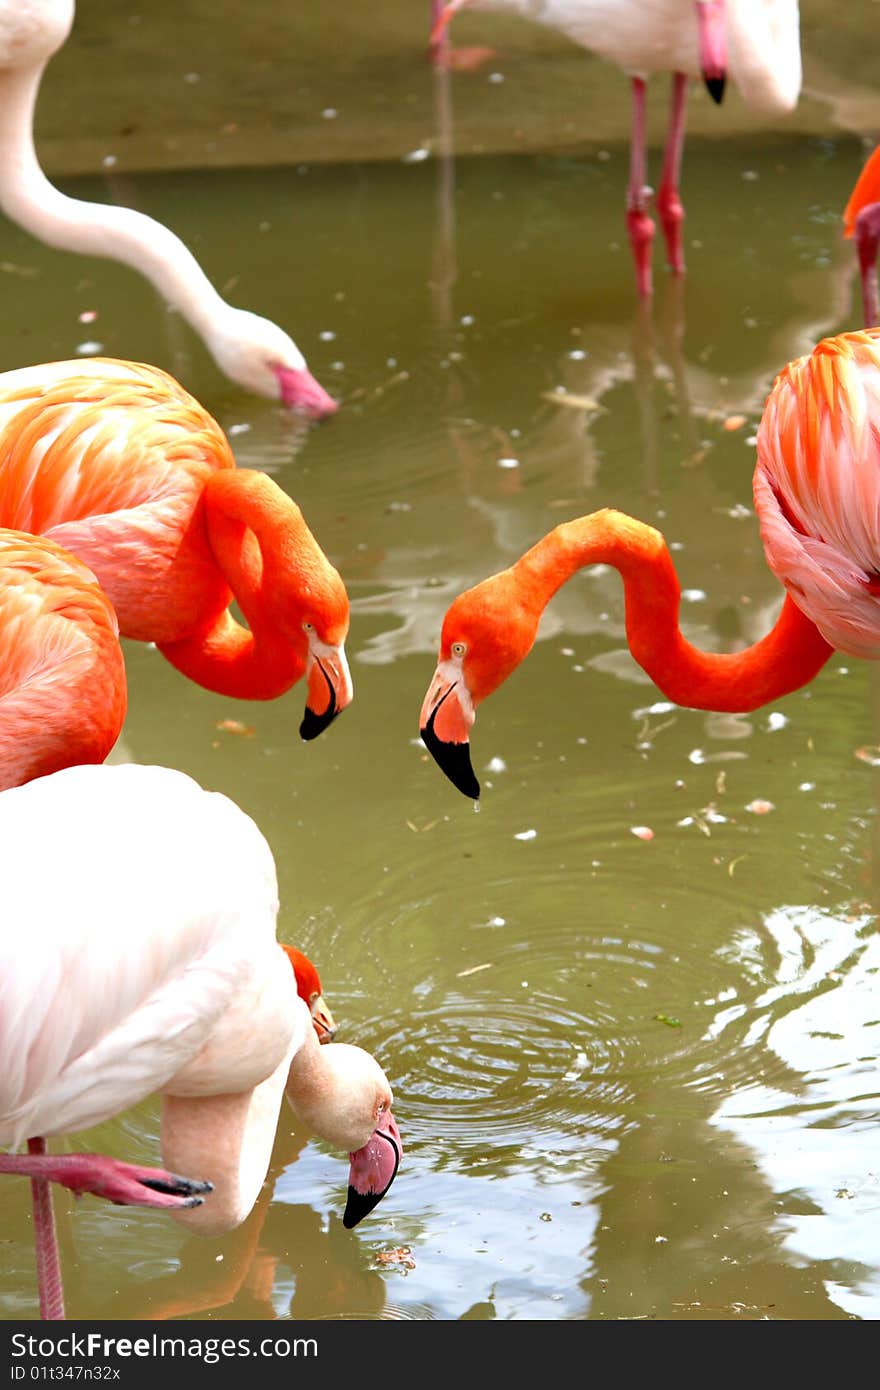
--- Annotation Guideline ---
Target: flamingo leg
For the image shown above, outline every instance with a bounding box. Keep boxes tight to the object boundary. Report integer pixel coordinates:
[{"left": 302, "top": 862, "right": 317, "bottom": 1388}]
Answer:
[
  {"left": 1, "top": 1150, "right": 212, "bottom": 1208},
  {"left": 26, "top": 1139, "right": 65, "bottom": 1322},
  {"left": 854, "top": 202, "right": 880, "bottom": 327},
  {"left": 626, "top": 77, "right": 655, "bottom": 298},
  {"left": 657, "top": 72, "right": 689, "bottom": 276}
]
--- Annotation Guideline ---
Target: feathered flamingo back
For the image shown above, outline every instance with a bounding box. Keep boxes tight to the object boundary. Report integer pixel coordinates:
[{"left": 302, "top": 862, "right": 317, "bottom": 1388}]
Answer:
[
  {"left": 0, "top": 359, "right": 236, "bottom": 642},
  {"left": 0, "top": 763, "right": 296, "bottom": 1145},
  {"left": 755, "top": 327, "right": 880, "bottom": 658}
]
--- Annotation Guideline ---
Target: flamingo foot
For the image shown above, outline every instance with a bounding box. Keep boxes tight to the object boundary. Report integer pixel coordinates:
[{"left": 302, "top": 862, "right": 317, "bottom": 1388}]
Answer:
[
  {"left": 429, "top": 42, "right": 496, "bottom": 72},
  {"left": 656, "top": 184, "right": 686, "bottom": 276},
  {"left": 626, "top": 206, "right": 656, "bottom": 298},
  {"left": 1, "top": 1153, "right": 213, "bottom": 1210}
]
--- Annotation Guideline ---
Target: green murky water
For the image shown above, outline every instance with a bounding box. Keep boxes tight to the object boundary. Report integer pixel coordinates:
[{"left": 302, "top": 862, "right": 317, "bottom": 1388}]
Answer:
[{"left": 1, "top": 0, "right": 879, "bottom": 1322}]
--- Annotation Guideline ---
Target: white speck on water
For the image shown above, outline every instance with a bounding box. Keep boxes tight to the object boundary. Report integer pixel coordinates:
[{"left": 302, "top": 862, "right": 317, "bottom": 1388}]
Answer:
[
  {"left": 76, "top": 340, "right": 103, "bottom": 355},
  {"left": 514, "top": 828, "right": 537, "bottom": 841},
  {"left": 322, "top": 108, "right": 338, "bottom": 119},
  {"left": 497, "top": 457, "right": 520, "bottom": 469},
  {"left": 101, "top": 155, "right": 117, "bottom": 168},
  {"left": 387, "top": 357, "right": 398, "bottom": 368},
  {"left": 488, "top": 916, "right": 506, "bottom": 927},
  {"left": 403, "top": 147, "right": 430, "bottom": 163},
  {"left": 681, "top": 589, "right": 706, "bottom": 603},
  {"left": 765, "top": 711, "right": 787, "bottom": 731},
  {"left": 330, "top": 361, "right": 345, "bottom": 371},
  {"left": 561, "top": 647, "right": 574, "bottom": 656},
  {"left": 488, "top": 71, "right": 505, "bottom": 83},
  {"left": 669, "top": 540, "right": 684, "bottom": 551},
  {"left": 563, "top": 1050, "right": 588, "bottom": 1082},
  {"left": 319, "top": 330, "right": 336, "bottom": 342},
  {"left": 227, "top": 423, "right": 251, "bottom": 437},
  {"left": 568, "top": 349, "right": 587, "bottom": 360},
  {"left": 799, "top": 781, "right": 815, "bottom": 791},
  {"left": 486, "top": 756, "right": 507, "bottom": 773},
  {"left": 745, "top": 434, "right": 758, "bottom": 446},
  {"left": 184, "top": 72, "right": 200, "bottom": 83},
  {"left": 78, "top": 310, "right": 97, "bottom": 324},
  {"left": 741, "top": 169, "right": 759, "bottom": 181},
  {"left": 460, "top": 314, "right": 475, "bottom": 326}
]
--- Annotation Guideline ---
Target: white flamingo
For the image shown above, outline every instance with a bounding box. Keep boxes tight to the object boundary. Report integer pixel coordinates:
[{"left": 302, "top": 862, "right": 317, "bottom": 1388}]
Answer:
[
  {"left": 0, "top": 2, "right": 335, "bottom": 415},
  {"left": 430, "top": 1, "right": 802, "bottom": 296},
  {"left": 0, "top": 763, "right": 401, "bottom": 1320}
]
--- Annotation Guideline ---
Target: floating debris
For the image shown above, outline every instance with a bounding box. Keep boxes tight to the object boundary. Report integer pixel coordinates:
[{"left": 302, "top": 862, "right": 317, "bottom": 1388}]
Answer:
[
  {"left": 630, "top": 825, "right": 654, "bottom": 841},
  {"left": 215, "top": 719, "right": 255, "bottom": 738},
  {"left": 745, "top": 798, "right": 775, "bottom": 814}
]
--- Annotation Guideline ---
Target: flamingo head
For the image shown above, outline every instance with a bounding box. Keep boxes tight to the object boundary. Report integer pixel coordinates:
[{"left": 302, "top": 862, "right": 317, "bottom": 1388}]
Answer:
[
  {"left": 695, "top": 1, "right": 727, "bottom": 104},
  {"left": 419, "top": 569, "right": 541, "bottom": 799},
  {"left": 264, "top": 509, "right": 353, "bottom": 738},
  {"left": 208, "top": 308, "right": 337, "bottom": 419},
  {"left": 282, "top": 945, "right": 337, "bottom": 1042}
]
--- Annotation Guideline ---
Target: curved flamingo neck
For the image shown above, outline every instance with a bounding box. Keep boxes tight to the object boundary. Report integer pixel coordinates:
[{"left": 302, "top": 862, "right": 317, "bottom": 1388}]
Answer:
[
  {"left": 157, "top": 471, "right": 312, "bottom": 700},
  {"left": 0, "top": 67, "right": 228, "bottom": 338},
  {"left": 513, "top": 511, "right": 833, "bottom": 712}
]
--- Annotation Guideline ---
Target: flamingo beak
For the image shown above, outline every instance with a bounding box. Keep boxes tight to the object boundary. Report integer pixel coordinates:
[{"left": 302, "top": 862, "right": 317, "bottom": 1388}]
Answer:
[
  {"left": 300, "top": 642, "right": 353, "bottom": 741},
  {"left": 273, "top": 366, "right": 338, "bottom": 419},
  {"left": 695, "top": 0, "right": 727, "bottom": 104},
  {"left": 343, "top": 1111, "right": 402, "bottom": 1229},
  {"left": 419, "top": 668, "right": 480, "bottom": 800},
  {"left": 310, "top": 993, "right": 337, "bottom": 1044}
]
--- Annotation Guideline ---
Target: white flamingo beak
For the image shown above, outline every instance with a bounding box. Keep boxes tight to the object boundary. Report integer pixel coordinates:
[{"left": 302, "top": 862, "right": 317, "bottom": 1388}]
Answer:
[
  {"left": 343, "top": 1111, "right": 402, "bottom": 1228},
  {"left": 695, "top": 0, "right": 727, "bottom": 103},
  {"left": 273, "top": 365, "right": 338, "bottom": 419}
]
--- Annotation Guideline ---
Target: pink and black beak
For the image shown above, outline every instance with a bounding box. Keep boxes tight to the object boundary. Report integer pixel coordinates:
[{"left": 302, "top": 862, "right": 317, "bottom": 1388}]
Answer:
[
  {"left": 696, "top": 0, "right": 727, "bottom": 104},
  {"left": 273, "top": 365, "right": 338, "bottom": 420},
  {"left": 343, "top": 1111, "right": 402, "bottom": 1229},
  {"left": 419, "top": 666, "right": 480, "bottom": 800},
  {"left": 300, "top": 640, "right": 353, "bottom": 741}
]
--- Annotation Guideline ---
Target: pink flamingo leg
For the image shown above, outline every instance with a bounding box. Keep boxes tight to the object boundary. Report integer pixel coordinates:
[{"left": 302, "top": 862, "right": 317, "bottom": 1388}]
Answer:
[
  {"left": 429, "top": 0, "right": 448, "bottom": 67},
  {"left": 627, "top": 77, "right": 655, "bottom": 298},
  {"left": 657, "top": 72, "right": 689, "bottom": 276},
  {"left": 854, "top": 202, "right": 880, "bottom": 327},
  {"left": 27, "top": 1139, "right": 65, "bottom": 1322},
  {"left": 1, "top": 1151, "right": 213, "bottom": 1208},
  {"left": 3, "top": 1143, "right": 214, "bottom": 1319}
]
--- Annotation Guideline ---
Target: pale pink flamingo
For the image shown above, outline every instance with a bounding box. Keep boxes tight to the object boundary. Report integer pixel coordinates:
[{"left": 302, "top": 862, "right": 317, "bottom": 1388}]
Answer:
[
  {"left": 0, "top": 357, "right": 352, "bottom": 735},
  {"left": 0, "top": 763, "right": 401, "bottom": 1321},
  {"left": 430, "top": 1, "right": 802, "bottom": 296},
  {"left": 420, "top": 326, "right": 880, "bottom": 796},
  {"left": 844, "top": 144, "right": 880, "bottom": 328},
  {"left": 0, "top": 2, "right": 335, "bottom": 415}
]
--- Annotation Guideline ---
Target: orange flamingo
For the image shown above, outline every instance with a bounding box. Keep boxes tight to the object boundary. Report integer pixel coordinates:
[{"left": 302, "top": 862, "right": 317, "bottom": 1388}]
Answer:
[
  {"left": 0, "top": 357, "right": 352, "bottom": 736},
  {"left": 0, "top": 2, "right": 335, "bottom": 416},
  {"left": 0, "top": 769, "right": 401, "bottom": 1322},
  {"left": 0, "top": 527, "right": 126, "bottom": 788},
  {"left": 843, "top": 145, "right": 880, "bottom": 328},
  {"left": 419, "top": 326, "right": 880, "bottom": 797}
]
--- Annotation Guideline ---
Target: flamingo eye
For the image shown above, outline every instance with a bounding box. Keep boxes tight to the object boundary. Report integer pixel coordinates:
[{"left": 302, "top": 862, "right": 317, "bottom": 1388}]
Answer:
[
  {"left": 451, "top": 641, "right": 466, "bottom": 658},
  {"left": 303, "top": 621, "right": 314, "bottom": 633}
]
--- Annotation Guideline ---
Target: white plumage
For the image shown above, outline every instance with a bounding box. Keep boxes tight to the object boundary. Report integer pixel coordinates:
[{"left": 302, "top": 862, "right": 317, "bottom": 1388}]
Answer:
[{"left": 0, "top": 762, "right": 301, "bottom": 1148}]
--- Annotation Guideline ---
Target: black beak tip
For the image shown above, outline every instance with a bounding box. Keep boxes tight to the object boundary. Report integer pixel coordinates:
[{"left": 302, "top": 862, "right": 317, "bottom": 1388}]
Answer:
[
  {"left": 419, "top": 723, "right": 481, "bottom": 800},
  {"left": 343, "top": 1186, "right": 385, "bottom": 1230},
  {"left": 703, "top": 73, "right": 726, "bottom": 105},
  {"left": 299, "top": 704, "right": 340, "bottom": 742}
]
